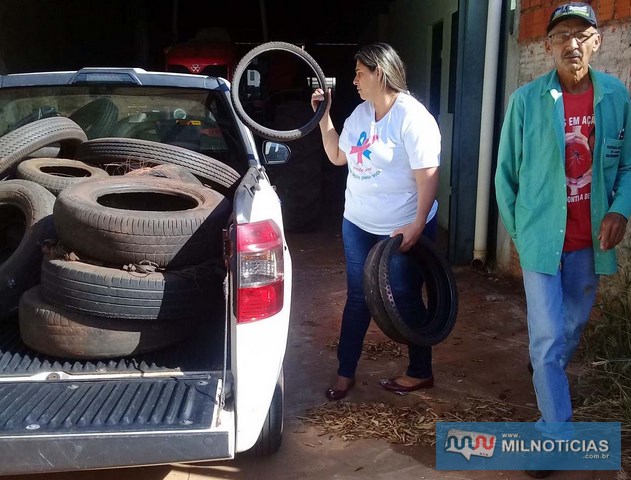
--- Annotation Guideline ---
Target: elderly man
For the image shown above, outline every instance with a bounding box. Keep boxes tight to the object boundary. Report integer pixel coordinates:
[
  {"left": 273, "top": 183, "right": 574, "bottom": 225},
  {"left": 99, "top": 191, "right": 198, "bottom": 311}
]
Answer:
[{"left": 495, "top": 3, "right": 631, "bottom": 478}]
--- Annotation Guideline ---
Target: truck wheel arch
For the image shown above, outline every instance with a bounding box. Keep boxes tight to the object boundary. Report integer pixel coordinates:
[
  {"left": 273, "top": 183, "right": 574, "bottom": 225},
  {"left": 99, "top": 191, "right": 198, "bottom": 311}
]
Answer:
[{"left": 249, "top": 367, "right": 284, "bottom": 456}]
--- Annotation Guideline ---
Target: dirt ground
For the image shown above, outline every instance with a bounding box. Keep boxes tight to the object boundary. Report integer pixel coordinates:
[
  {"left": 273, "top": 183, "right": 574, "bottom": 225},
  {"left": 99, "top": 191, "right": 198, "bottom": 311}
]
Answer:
[{"left": 4, "top": 210, "right": 622, "bottom": 480}]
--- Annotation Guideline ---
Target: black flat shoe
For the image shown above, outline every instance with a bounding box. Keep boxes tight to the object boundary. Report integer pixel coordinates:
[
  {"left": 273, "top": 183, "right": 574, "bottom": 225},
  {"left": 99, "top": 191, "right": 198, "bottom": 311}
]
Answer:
[
  {"left": 325, "top": 378, "right": 355, "bottom": 401},
  {"left": 379, "top": 375, "right": 434, "bottom": 393}
]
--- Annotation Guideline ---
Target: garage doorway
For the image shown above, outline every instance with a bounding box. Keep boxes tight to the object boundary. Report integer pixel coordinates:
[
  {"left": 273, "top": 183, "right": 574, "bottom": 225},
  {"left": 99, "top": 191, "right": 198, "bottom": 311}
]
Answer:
[{"left": 0, "top": 0, "right": 500, "bottom": 266}]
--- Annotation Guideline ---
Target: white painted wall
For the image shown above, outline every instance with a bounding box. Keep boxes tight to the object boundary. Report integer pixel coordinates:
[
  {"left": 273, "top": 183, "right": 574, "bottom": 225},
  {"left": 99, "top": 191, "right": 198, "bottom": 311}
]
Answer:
[{"left": 387, "top": 0, "right": 459, "bottom": 230}]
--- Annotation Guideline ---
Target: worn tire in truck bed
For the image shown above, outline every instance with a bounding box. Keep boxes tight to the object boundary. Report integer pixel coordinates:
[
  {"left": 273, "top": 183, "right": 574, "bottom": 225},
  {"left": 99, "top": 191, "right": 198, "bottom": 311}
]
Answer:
[
  {"left": 19, "top": 286, "right": 197, "bottom": 359},
  {"left": 53, "top": 177, "right": 231, "bottom": 268},
  {"left": 0, "top": 180, "right": 56, "bottom": 321},
  {"left": 75, "top": 137, "right": 240, "bottom": 192},
  {"left": 40, "top": 257, "right": 224, "bottom": 320},
  {"left": 16, "top": 158, "right": 109, "bottom": 196},
  {"left": 0, "top": 117, "right": 87, "bottom": 177}
]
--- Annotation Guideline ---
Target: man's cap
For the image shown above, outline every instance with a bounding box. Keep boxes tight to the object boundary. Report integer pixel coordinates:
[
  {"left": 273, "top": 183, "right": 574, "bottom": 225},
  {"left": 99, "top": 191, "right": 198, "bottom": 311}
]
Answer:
[{"left": 547, "top": 3, "right": 598, "bottom": 33}]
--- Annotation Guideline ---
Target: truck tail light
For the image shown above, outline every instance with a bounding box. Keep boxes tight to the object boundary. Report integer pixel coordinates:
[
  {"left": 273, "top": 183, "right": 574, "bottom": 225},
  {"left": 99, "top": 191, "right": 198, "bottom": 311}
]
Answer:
[{"left": 236, "top": 220, "right": 284, "bottom": 323}]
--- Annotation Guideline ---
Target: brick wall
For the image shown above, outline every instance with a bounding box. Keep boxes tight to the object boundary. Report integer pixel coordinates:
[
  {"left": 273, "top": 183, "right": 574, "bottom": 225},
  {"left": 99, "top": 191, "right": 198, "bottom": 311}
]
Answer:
[
  {"left": 519, "top": 0, "right": 631, "bottom": 43},
  {"left": 499, "top": 1, "right": 631, "bottom": 279},
  {"left": 517, "top": 0, "right": 631, "bottom": 90},
  {"left": 508, "top": 244, "right": 523, "bottom": 281},
  {"left": 518, "top": 19, "right": 631, "bottom": 90}
]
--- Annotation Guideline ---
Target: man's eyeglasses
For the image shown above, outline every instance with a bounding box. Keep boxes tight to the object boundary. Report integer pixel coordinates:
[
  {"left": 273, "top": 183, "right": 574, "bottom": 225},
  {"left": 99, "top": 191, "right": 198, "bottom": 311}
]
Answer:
[{"left": 547, "top": 30, "right": 597, "bottom": 45}]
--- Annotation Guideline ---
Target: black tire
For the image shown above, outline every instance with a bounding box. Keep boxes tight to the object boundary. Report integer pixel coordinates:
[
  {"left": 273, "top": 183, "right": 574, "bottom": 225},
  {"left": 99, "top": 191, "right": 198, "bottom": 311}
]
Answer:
[
  {"left": 75, "top": 138, "right": 240, "bottom": 192},
  {"left": 251, "top": 368, "right": 284, "bottom": 455},
  {"left": 16, "top": 158, "right": 109, "bottom": 196},
  {"left": 378, "top": 235, "right": 458, "bottom": 346},
  {"left": 40, "top": 257, "right": 224, "bottom": 320},
  {"left": 0, "top": 180, "right": 57, "bottom": 321},
  {"left": 19, "top": 286, "right": 196, "bottom": 359},
  {"left": 363, "top": 239, "right": 408, "bottom": 344},
  {"left": 0, "top": 117, "right": 87, "bottom": 177},
  {"left": 68, "top": 98, "right": 118, "bottom": 139},
  {"left": 54, "top": 177, "right": 231, "bottom": 268},
  {"left": 124, "top": 164, "right": 202, "bottom": 185},
  {"left": 231, "top": 41, "right": 328, "bottom": 142}
]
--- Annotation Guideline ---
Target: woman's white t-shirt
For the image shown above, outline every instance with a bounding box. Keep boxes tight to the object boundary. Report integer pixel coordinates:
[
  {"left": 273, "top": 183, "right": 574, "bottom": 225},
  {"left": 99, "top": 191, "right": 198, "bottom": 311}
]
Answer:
[{"left": 338, "top": 92, "right": 441, "bottom": 235}]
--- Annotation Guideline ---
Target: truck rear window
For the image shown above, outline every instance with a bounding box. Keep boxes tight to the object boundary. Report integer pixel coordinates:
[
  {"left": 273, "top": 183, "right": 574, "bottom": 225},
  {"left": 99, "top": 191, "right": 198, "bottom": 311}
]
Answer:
[{"left": 0, "top": 85, "right": 248, "bottom": 173}]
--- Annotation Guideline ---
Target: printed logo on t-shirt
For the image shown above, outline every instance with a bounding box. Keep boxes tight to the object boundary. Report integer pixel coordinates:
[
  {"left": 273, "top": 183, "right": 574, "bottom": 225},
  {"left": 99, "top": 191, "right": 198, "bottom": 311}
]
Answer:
[
  {"left": 565, "top": 115, "right": 594, "bottom": 202},
  {"left": 563, "top": 88, "right": 594, "bottom": 251},
  {"left": 349, "top": 131, "right": 381, "bottom": 180}
]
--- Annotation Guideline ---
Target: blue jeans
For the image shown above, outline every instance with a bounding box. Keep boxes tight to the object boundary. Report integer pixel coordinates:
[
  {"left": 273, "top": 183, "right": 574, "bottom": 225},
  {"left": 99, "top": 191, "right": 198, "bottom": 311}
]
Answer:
[
  {"left": 522, "top": 248, "right": 599, "bottom": 425},
  {"left": 337, "top": 217, "right": 437, "bottom": 379}
]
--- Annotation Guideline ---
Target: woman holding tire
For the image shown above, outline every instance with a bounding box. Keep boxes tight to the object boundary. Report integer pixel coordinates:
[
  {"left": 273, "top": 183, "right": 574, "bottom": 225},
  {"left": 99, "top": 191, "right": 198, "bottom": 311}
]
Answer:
[{"left": 311, "top": 43, "right": 441, "bottom": 400}]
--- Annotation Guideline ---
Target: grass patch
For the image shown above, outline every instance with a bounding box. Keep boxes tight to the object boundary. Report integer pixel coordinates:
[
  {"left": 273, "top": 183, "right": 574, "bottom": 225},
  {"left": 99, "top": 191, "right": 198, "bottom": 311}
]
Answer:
[{"left": 578, "top": 304, "right": 631, "bottom": 471}]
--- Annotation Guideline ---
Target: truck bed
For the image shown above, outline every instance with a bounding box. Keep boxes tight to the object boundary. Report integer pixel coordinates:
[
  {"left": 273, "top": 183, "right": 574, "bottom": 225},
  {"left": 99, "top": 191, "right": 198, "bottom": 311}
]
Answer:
[{"left": 0, "top": 319, "right": 233, "bottom": 474}]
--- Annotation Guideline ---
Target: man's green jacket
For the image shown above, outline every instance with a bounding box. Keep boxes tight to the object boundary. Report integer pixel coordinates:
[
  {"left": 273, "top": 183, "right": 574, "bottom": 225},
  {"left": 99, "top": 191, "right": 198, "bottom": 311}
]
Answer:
[{"left": 495, "top": 67, "right": 631, "bottom": 275}]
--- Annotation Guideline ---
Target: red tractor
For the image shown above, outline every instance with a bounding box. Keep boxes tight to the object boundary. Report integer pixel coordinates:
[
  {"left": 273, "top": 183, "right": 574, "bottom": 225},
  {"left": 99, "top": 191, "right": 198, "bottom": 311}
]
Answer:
[{"left": 165, "top": 28, "right": 236, "bottom": 80}]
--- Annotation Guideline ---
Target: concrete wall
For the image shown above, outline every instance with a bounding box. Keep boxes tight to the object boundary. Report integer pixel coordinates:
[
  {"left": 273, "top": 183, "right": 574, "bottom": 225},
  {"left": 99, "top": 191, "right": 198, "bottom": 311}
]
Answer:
[{"left": 495, "top": 0, "right": 631, "bottom": 280}]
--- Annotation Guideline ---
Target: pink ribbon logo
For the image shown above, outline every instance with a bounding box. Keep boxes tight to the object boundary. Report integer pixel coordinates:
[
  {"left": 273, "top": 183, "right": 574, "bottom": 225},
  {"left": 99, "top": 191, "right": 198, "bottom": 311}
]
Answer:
[{"left": 350, "top": 131, "right": 378, "bottom": 165}]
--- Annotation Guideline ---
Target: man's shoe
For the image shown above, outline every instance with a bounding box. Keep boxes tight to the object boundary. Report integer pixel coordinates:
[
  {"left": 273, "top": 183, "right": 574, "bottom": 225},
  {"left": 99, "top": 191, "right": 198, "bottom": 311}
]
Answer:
[
  {"left": 379, "top": 375, "right": 434, "bottom": 393},
  {"left": 524, "top": 470, "right": 553, "bottom": 478},
  {"left": 325, "top": 378, "right": 355, "bottom": 401}
]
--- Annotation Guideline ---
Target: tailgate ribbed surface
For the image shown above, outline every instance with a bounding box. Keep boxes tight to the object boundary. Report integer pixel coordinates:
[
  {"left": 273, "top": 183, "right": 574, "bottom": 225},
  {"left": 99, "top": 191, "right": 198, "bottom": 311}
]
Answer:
[{"left": 0, "top": 377, "right": 218, "bottom": 434}]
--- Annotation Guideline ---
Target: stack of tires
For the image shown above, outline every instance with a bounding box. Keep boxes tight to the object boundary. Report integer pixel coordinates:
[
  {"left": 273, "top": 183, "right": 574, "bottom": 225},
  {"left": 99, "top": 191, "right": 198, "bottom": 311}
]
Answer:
[
  {"left": 0, "top": 117, "right": 91, "bottom": 321},
  {"left": 19, "top": 175, "right": 233, "bottom": 359},
  {"left": 0, "top": 116, "right": 240, "bottom": 359}
]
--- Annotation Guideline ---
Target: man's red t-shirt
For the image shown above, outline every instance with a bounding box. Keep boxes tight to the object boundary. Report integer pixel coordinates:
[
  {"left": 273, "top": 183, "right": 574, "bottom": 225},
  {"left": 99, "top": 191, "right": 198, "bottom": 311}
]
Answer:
[{"left": 563, "top": 85, "right": 594, "bottom": 252}]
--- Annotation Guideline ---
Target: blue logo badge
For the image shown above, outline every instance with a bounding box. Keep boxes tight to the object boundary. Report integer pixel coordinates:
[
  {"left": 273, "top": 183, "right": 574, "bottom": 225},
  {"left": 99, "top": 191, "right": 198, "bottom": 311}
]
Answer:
[{"left": 436, "top": 422, "right": 621, "bottom": 471}]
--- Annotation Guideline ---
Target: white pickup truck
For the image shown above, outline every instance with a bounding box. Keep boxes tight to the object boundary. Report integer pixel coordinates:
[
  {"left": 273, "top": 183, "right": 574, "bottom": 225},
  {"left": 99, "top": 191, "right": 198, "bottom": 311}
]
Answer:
[{"left": 0, "top": 66, "right": 297, "bottom": 474}]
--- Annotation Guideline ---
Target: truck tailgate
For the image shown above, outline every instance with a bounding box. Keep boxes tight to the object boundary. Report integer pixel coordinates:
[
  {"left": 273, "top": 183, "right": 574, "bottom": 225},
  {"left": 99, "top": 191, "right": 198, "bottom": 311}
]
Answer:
[{"left": 0, "top": 322, "right": 234, "bottom": 474}]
